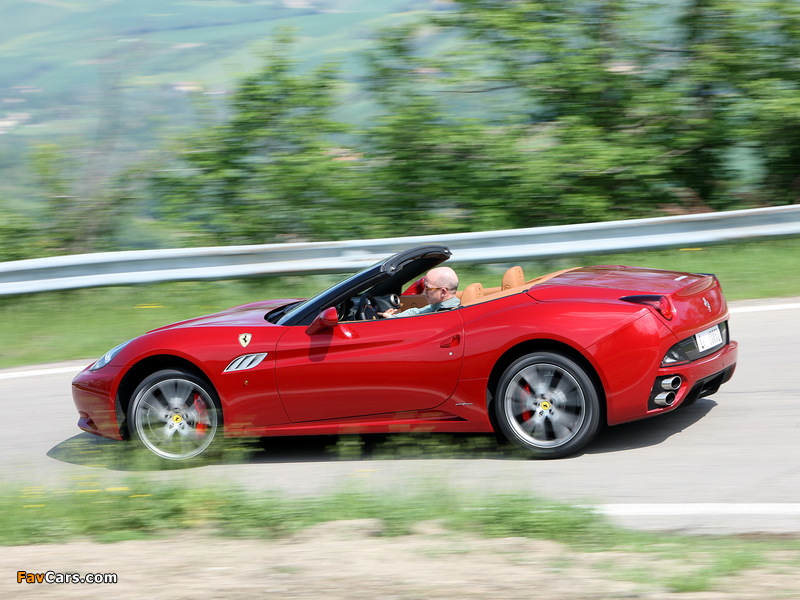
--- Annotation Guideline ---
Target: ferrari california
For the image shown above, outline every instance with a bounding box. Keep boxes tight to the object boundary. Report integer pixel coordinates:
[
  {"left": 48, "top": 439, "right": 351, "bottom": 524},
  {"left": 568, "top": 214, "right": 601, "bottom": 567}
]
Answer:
[{"left": 72, "top": 245, "right": 737, "bottom": 460}]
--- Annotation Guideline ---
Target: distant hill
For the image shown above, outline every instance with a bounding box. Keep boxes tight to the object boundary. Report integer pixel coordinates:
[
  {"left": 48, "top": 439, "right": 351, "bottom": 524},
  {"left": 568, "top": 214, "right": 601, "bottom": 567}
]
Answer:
[{"left": 0, "top": 0, "right": 442, "bottom": 199}]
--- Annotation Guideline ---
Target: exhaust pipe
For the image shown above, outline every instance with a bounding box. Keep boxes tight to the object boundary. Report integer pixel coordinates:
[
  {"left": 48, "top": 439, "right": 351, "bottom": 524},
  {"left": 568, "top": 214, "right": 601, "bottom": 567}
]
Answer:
[
  {"left": 654, "top": 391, "right": 676, "bottom": 407},
  {"left": 661, "top": 376, "right": 682, "bottom": 391}
]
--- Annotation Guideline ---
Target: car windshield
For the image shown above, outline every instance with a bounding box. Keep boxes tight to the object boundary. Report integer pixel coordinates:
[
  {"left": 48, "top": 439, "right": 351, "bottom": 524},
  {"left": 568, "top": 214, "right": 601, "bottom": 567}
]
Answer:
[{"left": 271, "top": 259, "right": 383, "bottom": 325}]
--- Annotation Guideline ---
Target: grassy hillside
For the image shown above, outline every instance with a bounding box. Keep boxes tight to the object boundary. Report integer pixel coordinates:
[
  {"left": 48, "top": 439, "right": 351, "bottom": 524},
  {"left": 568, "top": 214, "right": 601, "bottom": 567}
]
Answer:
[
  {"left": 0, "top": 0, "right": 441, "bottom": 199},
  {"left": 0, "top": 1, "right": 434, "bottom": 90}
]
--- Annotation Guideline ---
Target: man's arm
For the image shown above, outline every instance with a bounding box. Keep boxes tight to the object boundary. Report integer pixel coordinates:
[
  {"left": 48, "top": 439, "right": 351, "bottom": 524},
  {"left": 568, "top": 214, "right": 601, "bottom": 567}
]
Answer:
[{"left": 380, "top": 305, "right": 427, "bottom": 318}]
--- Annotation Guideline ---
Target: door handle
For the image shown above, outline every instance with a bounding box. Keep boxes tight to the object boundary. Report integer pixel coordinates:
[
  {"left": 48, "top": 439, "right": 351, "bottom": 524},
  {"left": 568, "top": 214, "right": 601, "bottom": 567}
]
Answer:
[{"left": 439, "top": 335, "right": 461, "bottom": 348}]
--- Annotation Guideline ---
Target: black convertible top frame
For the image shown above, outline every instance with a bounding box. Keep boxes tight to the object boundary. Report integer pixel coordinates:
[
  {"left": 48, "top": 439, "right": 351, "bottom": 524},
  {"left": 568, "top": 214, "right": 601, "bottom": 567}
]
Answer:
[{"left": 278, "top": 245, "right": 451, "bottom": 326}]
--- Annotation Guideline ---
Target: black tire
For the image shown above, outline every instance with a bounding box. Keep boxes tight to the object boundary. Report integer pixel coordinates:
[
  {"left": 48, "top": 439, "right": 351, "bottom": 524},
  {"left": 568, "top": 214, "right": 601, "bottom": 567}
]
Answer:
[
  {"left": 494, "top": 352, "right": 601, "bottom": 459},
  {"left": 127, "top": 369, "right": 221, "bottom": 461}
]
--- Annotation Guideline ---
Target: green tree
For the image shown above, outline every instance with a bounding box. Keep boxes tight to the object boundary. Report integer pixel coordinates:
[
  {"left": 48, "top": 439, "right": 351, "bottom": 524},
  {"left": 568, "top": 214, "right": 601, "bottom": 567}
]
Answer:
[
  {"left": 30, "top": 143, "right": 130, "bottom": 255},
  {"left": 153, "top": 33, "right": 374, "bottom": 245},
  {"left": 0, "top": 209, "right": 39, "bottom": 261},
  {"left": 107, "top": 3, "right": 800, "bottom": 251},
  {"left": 361, "top": 27, "right": 527, "bottom": 233},
  {"left": 726, "top": 0, "right": 800, "bottom": 204},
  {"left": 424, "top": 0, "right": 732, "bottom": 217}
]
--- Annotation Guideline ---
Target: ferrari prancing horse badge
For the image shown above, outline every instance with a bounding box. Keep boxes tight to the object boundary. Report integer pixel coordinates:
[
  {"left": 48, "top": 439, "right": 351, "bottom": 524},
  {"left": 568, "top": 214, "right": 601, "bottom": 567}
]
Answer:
[{"left": 238, "top": 333, "right": 252, "bottom": 348}]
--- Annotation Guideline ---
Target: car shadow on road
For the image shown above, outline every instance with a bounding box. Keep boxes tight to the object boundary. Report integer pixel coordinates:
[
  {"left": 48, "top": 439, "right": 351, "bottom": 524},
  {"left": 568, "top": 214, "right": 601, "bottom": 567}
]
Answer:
[
  {"left": 584, "top": 398, "right": 717, "bottom": 456},
  {"left": 47, "top": 399, "right": 717, "bottom": 470},
  {"left": 46, "top": 432, "right": 507, "bottom": 470}
]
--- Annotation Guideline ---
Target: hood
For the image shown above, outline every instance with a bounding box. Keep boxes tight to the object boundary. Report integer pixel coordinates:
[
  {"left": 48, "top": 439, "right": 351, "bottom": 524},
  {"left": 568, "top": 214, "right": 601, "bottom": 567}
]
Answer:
[{"left": 148, "top": 298, "right": 303, "bottom": 332}]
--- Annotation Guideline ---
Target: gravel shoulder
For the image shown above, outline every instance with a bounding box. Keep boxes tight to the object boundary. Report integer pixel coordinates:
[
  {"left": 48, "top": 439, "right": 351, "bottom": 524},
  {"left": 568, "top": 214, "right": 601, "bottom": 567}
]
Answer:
[{"left": 2, "top": 520, "right": 799, "bottom": 599}]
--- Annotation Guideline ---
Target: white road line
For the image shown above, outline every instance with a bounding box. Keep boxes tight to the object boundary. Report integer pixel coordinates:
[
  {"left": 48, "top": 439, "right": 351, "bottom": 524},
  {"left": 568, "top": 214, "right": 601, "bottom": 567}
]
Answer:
[
  {"left": 729, "top": 303, "right": 800, "bottom": 314},
  {"left": 596, "top": 503, "right": 800, "bottom": 516},
  {"left": 0, "top": 366, "right": 84, "bottom": 381}
]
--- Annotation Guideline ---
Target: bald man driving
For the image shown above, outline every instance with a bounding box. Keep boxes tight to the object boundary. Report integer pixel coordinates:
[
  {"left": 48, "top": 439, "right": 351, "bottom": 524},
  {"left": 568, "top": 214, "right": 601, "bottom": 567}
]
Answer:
[{"left": 380, "top": 266, "right": 460, "bottom": 318}]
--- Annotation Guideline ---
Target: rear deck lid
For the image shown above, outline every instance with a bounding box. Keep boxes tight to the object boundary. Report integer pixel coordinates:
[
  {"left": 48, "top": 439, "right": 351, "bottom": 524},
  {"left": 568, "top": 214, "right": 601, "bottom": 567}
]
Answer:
[{"left": 529, "top": 266, "right": 728, "bottom": 338}]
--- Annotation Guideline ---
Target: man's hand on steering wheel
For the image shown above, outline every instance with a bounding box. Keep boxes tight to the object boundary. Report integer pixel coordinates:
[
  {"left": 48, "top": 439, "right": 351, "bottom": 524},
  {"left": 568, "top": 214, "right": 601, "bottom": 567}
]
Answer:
[{"left": 356, "top": 294, "right": 379, "bottom": 320}]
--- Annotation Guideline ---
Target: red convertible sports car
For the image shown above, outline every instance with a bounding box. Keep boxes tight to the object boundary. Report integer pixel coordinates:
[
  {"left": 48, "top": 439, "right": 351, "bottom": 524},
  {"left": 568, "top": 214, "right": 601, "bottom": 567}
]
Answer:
[{"left": 72, "top": 245, "right": 737, "bottom": 461}]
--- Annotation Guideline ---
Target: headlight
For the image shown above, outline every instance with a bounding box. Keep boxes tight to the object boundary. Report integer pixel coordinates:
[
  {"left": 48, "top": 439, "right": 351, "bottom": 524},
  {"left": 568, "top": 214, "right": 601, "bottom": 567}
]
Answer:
[{"left": 89, "top": 340, "right": 132, "bottom": 371}]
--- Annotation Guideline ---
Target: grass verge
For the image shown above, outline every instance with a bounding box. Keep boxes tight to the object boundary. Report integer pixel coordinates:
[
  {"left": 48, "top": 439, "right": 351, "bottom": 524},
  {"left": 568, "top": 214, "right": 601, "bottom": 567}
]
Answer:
[
  {"left": 1, "top": 478, "right": 798, "bottom": 594},
  {"left": 1, "top": 236, "right": 798, "bottom": 369},
  {"left": 0, "top": 477, "right": 615, "bottom": 546}
]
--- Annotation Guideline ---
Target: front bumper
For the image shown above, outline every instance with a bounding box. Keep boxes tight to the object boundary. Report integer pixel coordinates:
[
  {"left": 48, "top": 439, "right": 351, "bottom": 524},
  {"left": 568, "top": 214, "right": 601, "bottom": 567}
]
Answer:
[{"left": 71, "top": 365, "right": 125, "bottom": 440}]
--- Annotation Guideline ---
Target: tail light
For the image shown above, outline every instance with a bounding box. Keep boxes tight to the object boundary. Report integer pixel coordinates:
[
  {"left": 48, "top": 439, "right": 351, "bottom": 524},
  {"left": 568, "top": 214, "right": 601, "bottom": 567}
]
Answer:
[{"left": 621, "top": 295, "right": 675, "bottom": 320}]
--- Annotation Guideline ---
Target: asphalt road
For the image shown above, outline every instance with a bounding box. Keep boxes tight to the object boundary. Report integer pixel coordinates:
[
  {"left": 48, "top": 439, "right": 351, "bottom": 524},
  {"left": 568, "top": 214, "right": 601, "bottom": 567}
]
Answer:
[{"left": 1, "top": 297, "right": 798, "bottom": 535}]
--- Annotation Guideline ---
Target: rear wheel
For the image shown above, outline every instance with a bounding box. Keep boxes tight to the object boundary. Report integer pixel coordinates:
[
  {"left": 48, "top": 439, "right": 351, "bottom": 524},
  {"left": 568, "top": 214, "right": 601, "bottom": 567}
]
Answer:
[
  {"left": 128, "top": 369, "right": 221, "bottom": 461},
  {"left": 494, "top": 352, "right": 601, "bottom": 459}
]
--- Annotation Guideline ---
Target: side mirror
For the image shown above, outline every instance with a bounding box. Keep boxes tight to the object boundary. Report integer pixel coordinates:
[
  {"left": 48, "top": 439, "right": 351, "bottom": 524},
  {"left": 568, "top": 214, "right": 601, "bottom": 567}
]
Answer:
[{"left": 306, "top": 306, "right": 339, "bottom": 335}]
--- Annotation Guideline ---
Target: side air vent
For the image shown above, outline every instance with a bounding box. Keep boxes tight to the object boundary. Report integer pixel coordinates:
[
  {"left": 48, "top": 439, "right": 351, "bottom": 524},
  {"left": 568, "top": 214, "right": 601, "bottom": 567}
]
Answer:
[{"left": 224, "top": 353, "right": 268, "bottom": 373}]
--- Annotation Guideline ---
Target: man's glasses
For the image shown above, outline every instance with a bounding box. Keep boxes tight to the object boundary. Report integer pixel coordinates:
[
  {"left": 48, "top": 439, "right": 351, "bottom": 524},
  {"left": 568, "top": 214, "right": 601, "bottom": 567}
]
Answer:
[{"left": 423, "top": 277, "right": 451, "bottom": 293}]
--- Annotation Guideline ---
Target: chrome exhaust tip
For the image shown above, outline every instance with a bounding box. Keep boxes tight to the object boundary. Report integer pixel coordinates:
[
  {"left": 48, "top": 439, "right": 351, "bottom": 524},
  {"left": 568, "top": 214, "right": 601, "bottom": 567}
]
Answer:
[
  {"left": 661, "top": 376, "right": 682, "bottom": 391},
  {"left": 654, "top": 391, "right": 676, "bottom": 407}
]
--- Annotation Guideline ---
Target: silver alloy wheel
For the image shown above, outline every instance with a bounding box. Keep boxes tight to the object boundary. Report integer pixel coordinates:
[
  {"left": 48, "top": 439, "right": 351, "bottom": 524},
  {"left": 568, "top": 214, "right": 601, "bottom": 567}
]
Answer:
[
  {"left": 130, "top": 373, "right": 219, "bottom": 460},
  {"left": 502, "top": 362, "right": 586, "bottom": 448},
  {"left": 495, "top": 352, "right": 601, "bottom": 458}
]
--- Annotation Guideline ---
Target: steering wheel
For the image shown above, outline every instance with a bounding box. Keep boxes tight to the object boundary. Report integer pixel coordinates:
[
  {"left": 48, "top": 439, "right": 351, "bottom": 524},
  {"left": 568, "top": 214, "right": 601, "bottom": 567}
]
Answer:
[{"left": 356, "top": 294, "right": 379, "bottom": 320}]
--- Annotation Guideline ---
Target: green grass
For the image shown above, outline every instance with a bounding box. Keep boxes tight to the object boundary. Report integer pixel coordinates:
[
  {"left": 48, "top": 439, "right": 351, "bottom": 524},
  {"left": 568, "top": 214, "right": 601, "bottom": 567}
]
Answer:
[
  {"left": 0, "top": 476, "right": 611, "bottom": 546},
  {"left": 1, "top": 236, "right": 798, "bottom": 369},
  {"left": 1, "top": 478, "right": 798, "bottom": 594},
  {"left": 662, "top": 547, "right": 765, "bottom": 593}
]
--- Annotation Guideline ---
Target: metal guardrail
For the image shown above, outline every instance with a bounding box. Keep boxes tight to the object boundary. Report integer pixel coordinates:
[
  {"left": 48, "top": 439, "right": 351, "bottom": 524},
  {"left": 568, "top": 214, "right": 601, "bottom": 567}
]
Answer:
[{"left": 1, "top": 205, "right": 799, "bottom": 296}]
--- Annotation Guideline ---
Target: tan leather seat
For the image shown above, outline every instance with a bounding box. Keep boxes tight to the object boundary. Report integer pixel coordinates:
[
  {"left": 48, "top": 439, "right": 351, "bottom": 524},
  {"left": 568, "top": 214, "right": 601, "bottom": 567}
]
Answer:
[
  {"left": 502, "top": 266, "right": 525, "bottom": 290},
  {"left": 399, "top": 294, "right": 428, "bottom": 310},
  {"left": 460, "top": 282, "right": 484, "bottom": 306}
]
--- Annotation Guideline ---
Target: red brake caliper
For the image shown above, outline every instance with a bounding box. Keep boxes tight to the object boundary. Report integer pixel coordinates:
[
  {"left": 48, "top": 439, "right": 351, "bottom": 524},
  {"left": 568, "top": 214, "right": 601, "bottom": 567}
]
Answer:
[
  {"left": 520, "top": 383, "right": 532, "bottom": 422},
  {"left": 194, "top": 394, "right": 208, "bottom": 435}
]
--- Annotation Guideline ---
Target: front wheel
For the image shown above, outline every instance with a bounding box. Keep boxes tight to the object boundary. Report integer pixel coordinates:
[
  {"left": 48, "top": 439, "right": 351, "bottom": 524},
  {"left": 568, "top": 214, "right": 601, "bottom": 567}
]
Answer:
[
  {"left": 128, "top": 369, "right": 221, "bottom": 461},
  {"left": 494, "top": 352, "right": 601, "bottom": 459}
]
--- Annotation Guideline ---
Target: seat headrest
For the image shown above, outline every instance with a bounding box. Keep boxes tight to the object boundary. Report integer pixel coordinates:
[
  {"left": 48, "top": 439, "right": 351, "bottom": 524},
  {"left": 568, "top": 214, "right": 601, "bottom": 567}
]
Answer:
[
  {"left": 502, "top": 266, "right": 525, "bottom": 290},
  {"left": 460, "top": 282, "right": 484, "bottom": 305}
]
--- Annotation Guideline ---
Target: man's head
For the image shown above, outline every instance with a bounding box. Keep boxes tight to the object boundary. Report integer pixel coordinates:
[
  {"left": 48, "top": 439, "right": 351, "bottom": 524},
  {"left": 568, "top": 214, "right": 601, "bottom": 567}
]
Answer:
[{"left": 424, "top": 266, "right": 459, "bottom": 302}]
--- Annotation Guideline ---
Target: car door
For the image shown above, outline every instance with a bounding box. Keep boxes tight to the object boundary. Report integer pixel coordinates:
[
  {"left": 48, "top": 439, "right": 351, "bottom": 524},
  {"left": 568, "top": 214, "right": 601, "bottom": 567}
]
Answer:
[{"left": 274, "top": 309, "right": 465, "bottom": 422}]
